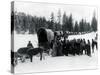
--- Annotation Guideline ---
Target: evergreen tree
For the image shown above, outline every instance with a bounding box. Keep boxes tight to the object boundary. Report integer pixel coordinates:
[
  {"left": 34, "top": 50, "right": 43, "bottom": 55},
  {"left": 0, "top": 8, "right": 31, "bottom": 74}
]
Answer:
[
  {"left": 62, "top": 12, "right": 66, "bottom": 25},
  {"left": 62, "top": 12, "right": 66, "bottom": 32},
  {"left": 87, "top": 22, "right": 91, "bottom": 32},
  {"left": 48, "top": 12, "right": 55, "bottom": 31},
  {"left": 84, "top": 20, "right": 87, "bottom": 32},
  {"left": 68, "top": 14, "right": 73, "bottom": 31},
  {"left": 74, "top": 21, "right": 79, "bottom": 32},
  {"left": 62, "top": 12, "right": 69, "bottom": 32},
  {"left": 57, "top": 9, "right": 62, "bottom": 30},
  {"left": 91, "top": 12, "right": 97, "bottom": 31},
  {"left": 79, "top": 19, "right": 84, "bottom": 32}
]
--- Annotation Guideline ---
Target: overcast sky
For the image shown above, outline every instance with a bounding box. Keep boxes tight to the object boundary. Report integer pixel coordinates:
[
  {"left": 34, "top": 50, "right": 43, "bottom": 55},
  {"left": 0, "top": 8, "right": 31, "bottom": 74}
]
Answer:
[{"left": 14, "top": 1, "right": 97, "bottom": 23}]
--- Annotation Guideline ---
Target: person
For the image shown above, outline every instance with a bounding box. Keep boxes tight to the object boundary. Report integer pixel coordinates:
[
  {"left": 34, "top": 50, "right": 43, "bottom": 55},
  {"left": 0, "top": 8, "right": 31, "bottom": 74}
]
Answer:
[
  {"left": 92, "top": 39, "right": 94, "bottom": 53},
  {"left": 81, "top": 39, "right": 86, "bottom": 55},
  {"left": 92, "top": 39, "right": 98, "bottom": 52},
  {"left": 56, "top": 38, "right": 63, "bottom": 56},
  {"left": 27, "top": 41, "right": 34, "bottom": 48},
  {"left": 86, "top": 40, "right": 91, "bottom": 57},
  {"left": 51, "top": 38, "right": 57, "bottom": 57},
  {"left": 62, "top": 37, "right": 68, "bottom": 56}
]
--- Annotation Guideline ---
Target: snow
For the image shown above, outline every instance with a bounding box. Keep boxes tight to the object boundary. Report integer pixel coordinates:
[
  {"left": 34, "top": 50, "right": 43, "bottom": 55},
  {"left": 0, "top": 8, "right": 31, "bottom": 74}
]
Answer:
[
  {"left": 14, "top": 32, "right": 98, "bottom": 74},
  {"left": 15, "top": 51, "right": 98, "bottom": 73},
  {"left": 14, "top": 34, "right": 38, "bottom": 52},
  {"left": 68, "top": 32, "right": 97, "bottom": 43}
]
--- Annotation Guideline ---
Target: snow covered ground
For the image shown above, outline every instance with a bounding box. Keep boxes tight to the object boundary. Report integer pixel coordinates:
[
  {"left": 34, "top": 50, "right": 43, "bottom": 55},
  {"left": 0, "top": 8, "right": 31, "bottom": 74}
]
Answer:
[
  {"left": 68, "top": 32, "right": 97, "bottom": 43},
  {"left": 14, "top": 32, "right": 98, "bottom": 74},
  {"left": 14, "top": 33, "right": 38, "bottom": 52},
  {"left": 15, "top": 51, "right": 98, "bottom": 74}
]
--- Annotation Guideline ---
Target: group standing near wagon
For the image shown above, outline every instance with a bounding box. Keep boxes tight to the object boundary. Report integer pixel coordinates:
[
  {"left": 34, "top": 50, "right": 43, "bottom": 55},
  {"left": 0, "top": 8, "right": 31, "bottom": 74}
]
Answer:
[
  {"left": 51, "top": 32, "right": 95, "bottom": 57},
  {"left": 11, "top": 28, "right": 98, "bottom": 67}
]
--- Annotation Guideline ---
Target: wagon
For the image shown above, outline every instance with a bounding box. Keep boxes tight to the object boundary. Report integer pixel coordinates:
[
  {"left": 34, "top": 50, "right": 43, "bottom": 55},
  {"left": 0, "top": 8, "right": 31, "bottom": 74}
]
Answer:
[{"left": 37, "top": 27, "right": 54, "bottom": 51}]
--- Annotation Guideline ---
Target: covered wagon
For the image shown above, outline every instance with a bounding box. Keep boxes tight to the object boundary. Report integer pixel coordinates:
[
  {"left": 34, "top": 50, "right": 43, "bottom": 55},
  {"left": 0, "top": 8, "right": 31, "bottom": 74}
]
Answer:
[{"left": 37, "top": 27, "right": 54, "bottom": 51}]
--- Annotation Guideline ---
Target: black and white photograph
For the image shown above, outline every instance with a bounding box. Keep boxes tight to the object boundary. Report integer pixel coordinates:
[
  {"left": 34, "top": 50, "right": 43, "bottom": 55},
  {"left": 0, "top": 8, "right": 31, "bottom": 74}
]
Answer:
[{"left": 11, "top": 1, "right": 98, "bottom": 74}]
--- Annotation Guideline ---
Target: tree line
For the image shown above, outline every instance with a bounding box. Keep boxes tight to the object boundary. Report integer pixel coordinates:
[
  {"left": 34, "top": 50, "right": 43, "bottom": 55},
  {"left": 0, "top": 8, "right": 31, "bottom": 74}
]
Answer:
[{"left": 12, "top": 10, "right": 97, "bottom": 34}]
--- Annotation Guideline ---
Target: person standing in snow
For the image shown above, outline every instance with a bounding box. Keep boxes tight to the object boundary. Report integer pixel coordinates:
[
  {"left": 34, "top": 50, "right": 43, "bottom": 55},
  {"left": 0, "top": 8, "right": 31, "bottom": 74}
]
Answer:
[{"left": 86, "top": 40, "right": 91, "bottom": 57}]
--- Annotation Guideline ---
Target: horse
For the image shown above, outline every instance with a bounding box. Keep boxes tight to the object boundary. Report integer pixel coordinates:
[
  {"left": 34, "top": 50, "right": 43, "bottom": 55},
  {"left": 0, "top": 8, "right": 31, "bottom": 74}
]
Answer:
[
  {"left": 11, "top": 51, "right": 20, "bottom": 66},
  {"left": 17, "top": 47, "right": 31, "bottom": 62},
  {"left": 27, "top": 47, "right": 44, "bottom": 62}
]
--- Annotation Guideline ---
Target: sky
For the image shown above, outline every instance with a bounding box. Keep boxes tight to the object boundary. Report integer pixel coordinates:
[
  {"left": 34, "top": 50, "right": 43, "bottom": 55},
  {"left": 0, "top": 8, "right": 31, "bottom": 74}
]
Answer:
[{"left": 14, "top": 1, "right": 97, "bottom": 23}]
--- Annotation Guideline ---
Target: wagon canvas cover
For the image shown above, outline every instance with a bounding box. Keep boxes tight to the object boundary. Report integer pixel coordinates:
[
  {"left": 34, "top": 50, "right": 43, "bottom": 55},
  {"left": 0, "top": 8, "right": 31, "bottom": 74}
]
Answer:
[{"left": 11, "top": 1, "right": 98, "bottom": 74}]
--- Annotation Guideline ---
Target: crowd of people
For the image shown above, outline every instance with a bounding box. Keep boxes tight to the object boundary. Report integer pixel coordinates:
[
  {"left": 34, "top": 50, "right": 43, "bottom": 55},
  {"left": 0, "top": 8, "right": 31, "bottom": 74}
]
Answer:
[{"left": 50, "top": 32, "right": 98, "bottom": 57}]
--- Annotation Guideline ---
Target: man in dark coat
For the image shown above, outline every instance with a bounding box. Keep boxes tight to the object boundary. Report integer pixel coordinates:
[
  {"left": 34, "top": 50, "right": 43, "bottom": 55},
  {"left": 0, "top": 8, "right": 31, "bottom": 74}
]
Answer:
[
  {"left": 27, "top": 41, "right": 34, "bottom": 48},
  {"left": 86, "top": 40, "right": 91, "bottom": 57},
  {"left": 62, "top": 37, "right": 68, "bottom": 56},
  {"left": 56, "top": 39, "right": 63, "bottom": 56},
  {"left": 92, "top": 39, "right": 98, "bottom": 53}
]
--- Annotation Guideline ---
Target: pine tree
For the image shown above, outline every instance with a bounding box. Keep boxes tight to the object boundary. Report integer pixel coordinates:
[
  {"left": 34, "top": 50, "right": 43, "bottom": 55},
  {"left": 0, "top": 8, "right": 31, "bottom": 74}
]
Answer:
[
  {"left": 62, "top": 12, "right": 69, "bottom": 32},
  {"left": 57, "top": 9, "right": 62, "bottom": 30},
  {"left": 91, "top": 12, "right": 97, "bottom": 31},
  {"left": 48, "top": 12, "right": 55, "bottom": 31},
  {"left": 74, "top": 21, "right": 79, "bottom": 32},
  {"left": 62, "top": 12, "right": 66, "bottom": 32},
  {"left": 87, "top": 23, "right": 91, "bottom": 32},
  {"left": 79, "top": 19, "right": 84, "bottom": 32},
  {"left": 62, "top": 12, "right": 66, "bottom": 25},
  {"left": 68, "top": 14, "right": 73, "bottom": 32}
]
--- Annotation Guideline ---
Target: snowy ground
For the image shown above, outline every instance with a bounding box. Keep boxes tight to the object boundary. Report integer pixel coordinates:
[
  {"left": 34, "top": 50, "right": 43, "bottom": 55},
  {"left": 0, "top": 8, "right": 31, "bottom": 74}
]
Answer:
[
  {"left": 14, "top": 33, "right": 38, "bottom": 52},
  {"left": 14, "top": 32, "right": 98, "bottom": 74},
  {"left": 15, "top": 51, "right": 98, "bottom": 74}
]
